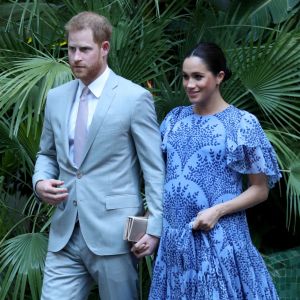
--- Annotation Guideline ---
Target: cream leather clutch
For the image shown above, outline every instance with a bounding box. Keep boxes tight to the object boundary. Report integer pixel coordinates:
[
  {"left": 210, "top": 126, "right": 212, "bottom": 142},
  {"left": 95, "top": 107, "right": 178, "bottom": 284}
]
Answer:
[{"left": 123, "top": 216, "right": 148, "bottom": 242}]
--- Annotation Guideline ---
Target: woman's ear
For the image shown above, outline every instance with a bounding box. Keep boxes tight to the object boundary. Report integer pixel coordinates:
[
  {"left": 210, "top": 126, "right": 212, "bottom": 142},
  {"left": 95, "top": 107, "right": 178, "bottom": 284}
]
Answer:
[{"left": 217, "top": 71, "right": 225, "bottom": 85}]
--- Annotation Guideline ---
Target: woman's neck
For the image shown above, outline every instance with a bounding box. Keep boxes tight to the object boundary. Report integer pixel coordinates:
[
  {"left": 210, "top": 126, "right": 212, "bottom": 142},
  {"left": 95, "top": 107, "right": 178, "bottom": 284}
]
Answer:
[{"left": 193, "top": 95, "right": 229, "bottom": 116}]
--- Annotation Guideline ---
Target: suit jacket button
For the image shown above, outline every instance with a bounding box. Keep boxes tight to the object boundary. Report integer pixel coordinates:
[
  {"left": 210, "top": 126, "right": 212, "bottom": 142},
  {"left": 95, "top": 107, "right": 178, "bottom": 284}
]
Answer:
[
  {"left": 73, "top": 200, "right": 77, "bottom": 206},
  {"left": 76, "top": 171, "right": 82, "bottom": 179}
]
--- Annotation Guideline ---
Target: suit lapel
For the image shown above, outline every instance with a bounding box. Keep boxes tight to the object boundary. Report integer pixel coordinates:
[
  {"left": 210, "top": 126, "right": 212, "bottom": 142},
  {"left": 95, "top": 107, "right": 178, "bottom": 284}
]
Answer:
[
  {"left": 80, "top": 71, "right": 119, "bottom": 166},
  {"left": 61, "top": 80, "right": 79, "bottom": 164}
]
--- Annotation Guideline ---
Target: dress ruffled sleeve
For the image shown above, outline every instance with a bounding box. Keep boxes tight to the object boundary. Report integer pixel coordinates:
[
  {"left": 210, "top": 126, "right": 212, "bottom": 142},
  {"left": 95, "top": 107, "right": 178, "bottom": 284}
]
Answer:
[{"left": 226, "top": 111, "right": 281, "bottom": 188}]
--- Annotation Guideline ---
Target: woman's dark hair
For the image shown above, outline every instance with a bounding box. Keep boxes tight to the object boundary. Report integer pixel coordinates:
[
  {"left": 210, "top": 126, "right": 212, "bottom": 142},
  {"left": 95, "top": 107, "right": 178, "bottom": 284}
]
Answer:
[{"left": 185, "top": 42, "right": 232, "bottom": 81}]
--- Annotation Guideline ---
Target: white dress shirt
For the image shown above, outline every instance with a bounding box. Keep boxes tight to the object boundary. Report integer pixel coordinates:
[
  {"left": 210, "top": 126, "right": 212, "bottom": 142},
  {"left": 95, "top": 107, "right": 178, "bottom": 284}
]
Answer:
[{"left": 69, "top": 67, "right": 110, "bottom": 164}]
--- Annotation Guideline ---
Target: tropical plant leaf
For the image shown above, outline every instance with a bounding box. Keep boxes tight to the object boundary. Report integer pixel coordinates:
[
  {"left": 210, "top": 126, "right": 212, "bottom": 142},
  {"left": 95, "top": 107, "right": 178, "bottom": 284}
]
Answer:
[
  {"left": 0, "top": 54, "right": 72, "bottom": 136},
  {"left": 3, "top": 0, "right": 62, "bottom": 35},
  {"left": 153, "top": 70, "right": 189, "bottom": 123},
  {"left": 0, "top": 1, "right": 299, "bottom": 300},
  {"left": 265, "top": 129, "right": 300, "bottom": 228},
  {"left": 0, "top": 232, "right": 48, "bottom": 300},
  {"left": 263, "top": 246, "right": 300, "bottom": 299},
  {"left": 231, "top": 30, "right": 300, "bottom": 133},
  {"left": 286, "top": 160, "right": 300, "bottom": 229},
  {"left": 108, "top": 0, "right": 184, "bottom": 84},
  {"left": 0, "top": 117, "right": 37, "bottom": 178}
]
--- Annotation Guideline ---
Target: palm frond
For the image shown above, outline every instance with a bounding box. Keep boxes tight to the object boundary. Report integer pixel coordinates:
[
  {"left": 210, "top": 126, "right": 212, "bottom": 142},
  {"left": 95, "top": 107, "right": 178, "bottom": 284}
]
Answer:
[
  {"left": 108, "top": 0, "right": 184, "bottom": 84},
  {"left": 0, "top": 232, "right": 47, "bottom": 300},
  {"left": 263, "top": 246, "right": 300, "bottom": 299},
  {"left": 232, "top": 30, "right": 300, "bottom": 133},
  {"left": 286, "top": 160, "right": 300, "bottom": 229},
  {"left": 0, "top": 117, "right": 37, "bottom": 177},
  {"left": 0, "top": 28, "right": 32, "bottom": 60},
  {"left": 265, "top": 129, "right": 298, "bottom": 169},
  {"left": 3, "top": 0, "right": 62, "bottom": 34},
  {"left": 153, "top": 70, "right": 189, "bottom": 123},
  {"left": 0, "top": 54, "right": 72, "bottom": 136},
  {"left": 256, "top": 0, "right": 300, "bottom": 24},
  {"left": 265, "top": 129, "right": 300, "bottom": 227}
]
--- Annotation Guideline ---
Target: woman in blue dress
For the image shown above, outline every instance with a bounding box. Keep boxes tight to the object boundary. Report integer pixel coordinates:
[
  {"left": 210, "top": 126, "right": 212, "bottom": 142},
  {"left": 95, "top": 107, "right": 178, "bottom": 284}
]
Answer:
[{"left": 149, "top": 42, "right": 281, "bottom": 299}]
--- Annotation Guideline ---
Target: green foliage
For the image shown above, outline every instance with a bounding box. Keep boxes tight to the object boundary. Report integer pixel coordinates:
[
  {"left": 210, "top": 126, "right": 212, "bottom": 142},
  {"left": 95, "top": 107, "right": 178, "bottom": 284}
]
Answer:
[
  {"left": 0, "top": 204, "right": 12, "bottom": 240},
  {"left": 264, "top": 247, "right": 300, "bottom": 299},
  {"left": 0, "top": 233, "right": 48, "bottom": 300},
  {"left": 139, "top": 256, "right": 153, "bottom": 300},
  {"left": 0, "top": 0, "right": 299, "bottom": 299}
]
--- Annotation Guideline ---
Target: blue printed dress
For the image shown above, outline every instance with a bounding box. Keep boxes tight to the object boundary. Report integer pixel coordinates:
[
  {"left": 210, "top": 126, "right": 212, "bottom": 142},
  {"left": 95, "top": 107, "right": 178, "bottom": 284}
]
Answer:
[{"left": 149, "top": 105, "right": 281, "bottom": 300}]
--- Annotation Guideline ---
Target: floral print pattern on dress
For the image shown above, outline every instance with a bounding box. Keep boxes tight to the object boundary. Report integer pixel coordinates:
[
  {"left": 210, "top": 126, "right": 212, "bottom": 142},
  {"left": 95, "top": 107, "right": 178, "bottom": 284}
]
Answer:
[{"left": 149, "top": 105, "right": 281, "bottom": 300}]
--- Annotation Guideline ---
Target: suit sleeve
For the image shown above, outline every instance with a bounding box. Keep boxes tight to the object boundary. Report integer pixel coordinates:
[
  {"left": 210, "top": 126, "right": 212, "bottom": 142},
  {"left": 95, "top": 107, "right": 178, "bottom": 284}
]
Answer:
[
  {"left": 32, "top": 92, "right": 59, "bottom": 192},
  {"left": 130, "top": 90, "right": 165, "bottom": 237}
]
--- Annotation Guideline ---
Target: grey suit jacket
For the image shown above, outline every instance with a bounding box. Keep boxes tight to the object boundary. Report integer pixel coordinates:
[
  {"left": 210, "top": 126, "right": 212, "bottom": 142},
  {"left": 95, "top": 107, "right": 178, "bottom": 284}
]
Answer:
[{"left": 32, "top": 70, "right": 165, "bottom": 255}]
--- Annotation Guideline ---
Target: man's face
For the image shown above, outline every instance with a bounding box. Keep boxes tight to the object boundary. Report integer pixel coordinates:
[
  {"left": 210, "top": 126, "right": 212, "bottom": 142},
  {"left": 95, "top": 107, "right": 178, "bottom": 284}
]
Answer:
[{"left": 68, "top": 28, "right": 110, "bottom": 85}]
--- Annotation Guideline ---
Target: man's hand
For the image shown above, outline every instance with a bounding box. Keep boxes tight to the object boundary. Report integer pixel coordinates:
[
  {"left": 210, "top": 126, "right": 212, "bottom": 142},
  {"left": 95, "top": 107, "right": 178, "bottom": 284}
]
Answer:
[
  {"left": 36, "top": 179, "right": 68, "bottom": 205},
  {"left": 131, "top": 234, "right": 159, "bottom": 259}
]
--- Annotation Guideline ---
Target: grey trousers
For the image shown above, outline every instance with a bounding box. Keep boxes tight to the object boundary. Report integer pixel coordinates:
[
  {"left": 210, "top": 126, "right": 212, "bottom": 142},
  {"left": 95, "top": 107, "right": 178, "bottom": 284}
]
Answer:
[{"left": 41, "top": 224, "right": 138, "bottom": 300}]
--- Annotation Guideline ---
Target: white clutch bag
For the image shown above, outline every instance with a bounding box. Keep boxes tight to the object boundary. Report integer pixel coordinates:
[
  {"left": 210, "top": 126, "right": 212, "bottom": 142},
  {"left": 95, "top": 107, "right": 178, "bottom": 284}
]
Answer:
[{"left": 123, "top": 216, "right": 148, "bottom": 242}]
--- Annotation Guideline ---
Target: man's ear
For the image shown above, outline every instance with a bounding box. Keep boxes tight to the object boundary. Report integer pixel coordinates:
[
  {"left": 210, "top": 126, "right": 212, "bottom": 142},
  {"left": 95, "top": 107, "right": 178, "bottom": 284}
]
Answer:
[{"left": 101, "top": 41, "right": 110, "bottom": 56}]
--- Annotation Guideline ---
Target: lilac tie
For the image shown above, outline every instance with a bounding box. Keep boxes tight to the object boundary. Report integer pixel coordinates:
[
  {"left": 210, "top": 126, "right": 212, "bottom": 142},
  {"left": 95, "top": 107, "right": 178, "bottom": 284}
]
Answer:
[{"left": 74, "top": 86, "right": 89, "bottom": 166}]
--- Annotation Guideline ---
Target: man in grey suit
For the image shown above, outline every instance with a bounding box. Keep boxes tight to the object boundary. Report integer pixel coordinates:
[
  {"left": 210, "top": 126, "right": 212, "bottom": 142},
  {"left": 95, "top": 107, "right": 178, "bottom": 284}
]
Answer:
[{"left": 32, "top": 11, "right": 164, "bottom": 300}]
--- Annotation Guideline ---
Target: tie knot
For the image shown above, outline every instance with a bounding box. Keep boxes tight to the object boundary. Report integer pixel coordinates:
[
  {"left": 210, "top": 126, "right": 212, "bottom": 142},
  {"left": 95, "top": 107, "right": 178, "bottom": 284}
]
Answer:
[{"left": 80, "top": 86, "right": 90, "bottom": 101}]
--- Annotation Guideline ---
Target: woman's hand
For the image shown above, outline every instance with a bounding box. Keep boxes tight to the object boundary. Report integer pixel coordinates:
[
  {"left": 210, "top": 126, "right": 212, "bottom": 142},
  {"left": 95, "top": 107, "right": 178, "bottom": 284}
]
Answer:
[
  {"left": 192, "top": 174, "right": 269, "bottom": 231},
  {"left": 192, "top": 206, "right": 221, "bottom": 231}
]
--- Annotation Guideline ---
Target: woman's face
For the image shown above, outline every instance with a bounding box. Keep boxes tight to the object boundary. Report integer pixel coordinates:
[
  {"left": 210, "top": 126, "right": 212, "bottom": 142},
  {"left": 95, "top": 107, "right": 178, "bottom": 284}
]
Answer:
[{"left": 182, "top": 56, "right": 223, "bottom": 105}]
